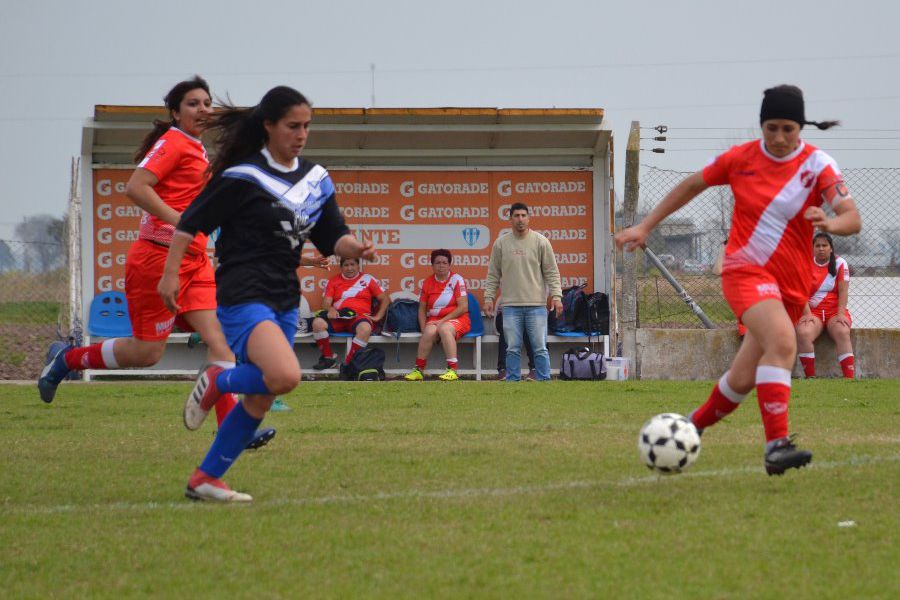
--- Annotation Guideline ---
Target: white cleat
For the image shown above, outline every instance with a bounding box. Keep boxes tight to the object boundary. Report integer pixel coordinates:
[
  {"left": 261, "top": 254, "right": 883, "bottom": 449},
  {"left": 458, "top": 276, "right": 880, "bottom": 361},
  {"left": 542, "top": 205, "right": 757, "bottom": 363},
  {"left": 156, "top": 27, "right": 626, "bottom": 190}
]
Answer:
[
  {"left": 183, "top": 392, "right": 210, "bottom": 431},
  {"left": 185, "top": 471, "right": 252, "bottom": 503},
  {"left": 183, "top": 364, "right": 224, "bottom": 431}
]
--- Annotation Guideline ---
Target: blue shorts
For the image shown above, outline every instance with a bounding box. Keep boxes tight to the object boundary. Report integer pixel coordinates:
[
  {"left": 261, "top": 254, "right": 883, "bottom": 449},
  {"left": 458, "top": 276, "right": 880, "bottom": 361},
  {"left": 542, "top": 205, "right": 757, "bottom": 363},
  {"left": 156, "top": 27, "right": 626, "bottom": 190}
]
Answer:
[{"left": 216, "top": 303, "right": 298, "bottom": 364}]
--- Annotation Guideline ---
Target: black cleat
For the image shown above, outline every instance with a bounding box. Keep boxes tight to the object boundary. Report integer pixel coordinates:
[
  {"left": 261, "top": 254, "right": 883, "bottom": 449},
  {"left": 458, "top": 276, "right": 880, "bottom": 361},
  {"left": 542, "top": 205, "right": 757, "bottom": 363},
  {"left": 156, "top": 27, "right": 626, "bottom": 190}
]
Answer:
[
  {"left": 313, "top": 355, "right": 338, "bottom": 370},
  {"left": 765, "top": 434, "right": 813, "bottom": 476},
  {"left": 245, "top": 427, "right": 276, "bottom": 451}
]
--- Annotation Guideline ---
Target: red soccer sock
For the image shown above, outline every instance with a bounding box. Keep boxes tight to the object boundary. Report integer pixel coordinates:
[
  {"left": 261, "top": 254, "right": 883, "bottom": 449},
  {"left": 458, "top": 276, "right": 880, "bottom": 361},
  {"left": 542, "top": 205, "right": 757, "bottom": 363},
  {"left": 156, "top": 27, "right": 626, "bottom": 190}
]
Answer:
[
  {"left": 690, "top": 371, "right": 747, "bottom": 430},
  {"left": 447, "top": 358, "right": 458, "bottom": 370},
  {"left": 345, "top": 338, "right": 367, "bottom": 364},
  {"left": 838, "top": 353, "right": 855, "bottom": 379},
  {"left": 313, "top": 331, "right": 334, "bottom": 358},
  {"left": 415, "top": 358, "right": 426, "bottom": 370},
  {"left": 64, "top": 339, "right": 119, "bottom": 370},
  {"left": 798, "top": 353, "right": 815, "bottom": 378},
  {"left": 214, "top": 393, "right": 238, "bottom": 427},
  {"left": 756, "top": 366, "right": 791, "bottom": 442}
]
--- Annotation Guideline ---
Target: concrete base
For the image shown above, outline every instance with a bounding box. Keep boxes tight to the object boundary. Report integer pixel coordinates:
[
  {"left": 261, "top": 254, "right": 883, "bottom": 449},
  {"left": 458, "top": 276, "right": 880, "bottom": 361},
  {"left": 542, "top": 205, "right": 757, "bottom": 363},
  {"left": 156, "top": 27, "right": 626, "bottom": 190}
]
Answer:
[{"left": 636, "top": 328, "right": 899, "bottom": 380}]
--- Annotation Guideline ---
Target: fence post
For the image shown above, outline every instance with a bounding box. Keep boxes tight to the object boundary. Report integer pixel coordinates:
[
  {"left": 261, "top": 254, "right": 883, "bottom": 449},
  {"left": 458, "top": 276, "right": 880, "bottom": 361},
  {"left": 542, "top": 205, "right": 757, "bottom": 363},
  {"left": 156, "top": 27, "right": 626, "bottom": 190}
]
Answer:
[
  {"left": 621, "top": 121, "right": 640, "bottom": 377},
  {"left": 68, "top": 157, "right": 83, "bottom": 346}
]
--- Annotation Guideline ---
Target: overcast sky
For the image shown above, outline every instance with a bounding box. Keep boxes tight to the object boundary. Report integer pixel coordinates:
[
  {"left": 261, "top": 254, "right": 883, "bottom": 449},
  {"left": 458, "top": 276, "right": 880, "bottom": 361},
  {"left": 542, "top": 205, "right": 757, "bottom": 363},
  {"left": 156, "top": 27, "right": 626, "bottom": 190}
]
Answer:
[{"left": 1, "top": 0, "right": 897, "bottom": 239}]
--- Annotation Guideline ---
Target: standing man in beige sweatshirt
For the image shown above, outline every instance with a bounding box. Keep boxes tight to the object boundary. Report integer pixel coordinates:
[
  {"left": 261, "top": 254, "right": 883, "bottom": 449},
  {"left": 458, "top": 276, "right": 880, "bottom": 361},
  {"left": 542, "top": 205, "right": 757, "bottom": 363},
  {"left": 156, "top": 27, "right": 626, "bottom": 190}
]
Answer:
[{"left": 484, "top": 202, "right": 563, "bottom": 381}]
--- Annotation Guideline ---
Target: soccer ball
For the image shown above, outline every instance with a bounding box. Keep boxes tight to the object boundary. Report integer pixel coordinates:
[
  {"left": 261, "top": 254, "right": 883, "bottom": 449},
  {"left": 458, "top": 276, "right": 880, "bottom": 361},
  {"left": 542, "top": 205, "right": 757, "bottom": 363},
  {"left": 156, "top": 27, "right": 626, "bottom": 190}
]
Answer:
[{"left": 638, "top": 413, "right": 702, "bottom": 474}]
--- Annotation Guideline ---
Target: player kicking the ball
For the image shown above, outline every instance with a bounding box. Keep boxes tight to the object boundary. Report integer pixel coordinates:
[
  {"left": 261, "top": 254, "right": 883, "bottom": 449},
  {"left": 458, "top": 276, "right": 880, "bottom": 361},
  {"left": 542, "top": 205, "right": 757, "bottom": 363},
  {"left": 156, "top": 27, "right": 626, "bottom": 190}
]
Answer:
[{"left": 616, "top": 85, "right": 861, "bottom": 475}]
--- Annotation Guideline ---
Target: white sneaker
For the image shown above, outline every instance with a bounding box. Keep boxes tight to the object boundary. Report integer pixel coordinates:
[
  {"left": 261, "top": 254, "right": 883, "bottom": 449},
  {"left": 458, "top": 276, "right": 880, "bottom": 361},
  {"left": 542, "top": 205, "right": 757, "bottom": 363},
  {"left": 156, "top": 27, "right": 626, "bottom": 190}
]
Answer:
[{"left": 185, "top": 470, "right": 252, "bottom": 503}]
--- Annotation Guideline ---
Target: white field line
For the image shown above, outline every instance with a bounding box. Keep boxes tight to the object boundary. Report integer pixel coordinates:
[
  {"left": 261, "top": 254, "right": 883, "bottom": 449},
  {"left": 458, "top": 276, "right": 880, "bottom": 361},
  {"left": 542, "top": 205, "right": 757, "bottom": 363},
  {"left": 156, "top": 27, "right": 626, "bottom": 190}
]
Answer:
[{"left": 6, "top": 453, "right": 898, "bottom": 516}]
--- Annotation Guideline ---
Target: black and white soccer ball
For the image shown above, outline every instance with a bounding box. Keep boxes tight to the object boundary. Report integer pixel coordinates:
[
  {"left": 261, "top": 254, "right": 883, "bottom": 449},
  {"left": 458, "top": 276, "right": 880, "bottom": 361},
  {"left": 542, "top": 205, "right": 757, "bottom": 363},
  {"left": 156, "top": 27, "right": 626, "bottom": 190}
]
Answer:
[{"left": 638, "top": 413, "right": 702, "bottom": 474}]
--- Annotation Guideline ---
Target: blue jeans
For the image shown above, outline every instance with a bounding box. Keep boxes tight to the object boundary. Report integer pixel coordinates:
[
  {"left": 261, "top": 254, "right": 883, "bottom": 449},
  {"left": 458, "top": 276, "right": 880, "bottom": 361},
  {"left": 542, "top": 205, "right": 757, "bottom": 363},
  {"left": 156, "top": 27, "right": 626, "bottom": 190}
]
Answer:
[{"left": 502, "top": 306, "right": 550, "bottom": 381}]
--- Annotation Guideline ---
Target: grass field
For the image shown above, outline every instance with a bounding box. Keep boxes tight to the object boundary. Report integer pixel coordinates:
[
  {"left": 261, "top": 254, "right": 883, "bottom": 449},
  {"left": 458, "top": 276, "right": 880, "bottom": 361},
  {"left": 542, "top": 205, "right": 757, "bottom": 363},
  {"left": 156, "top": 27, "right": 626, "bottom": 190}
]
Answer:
[{"left": 2, "top": 380, "right": 897, "bottom": 599}]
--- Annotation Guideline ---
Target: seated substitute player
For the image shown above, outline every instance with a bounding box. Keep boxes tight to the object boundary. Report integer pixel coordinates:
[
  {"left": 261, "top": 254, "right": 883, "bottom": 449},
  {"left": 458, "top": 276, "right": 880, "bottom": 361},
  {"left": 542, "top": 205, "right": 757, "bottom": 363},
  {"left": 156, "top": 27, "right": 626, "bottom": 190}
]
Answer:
[
  {"left": 405, "top": 249, "right": 471, "bottom": 381},
  {"left": 796, "top": 232, "right": 855, "bottom": 379},
  {"left": 311, "top": 256, "right": 388, "bottom": 371}
]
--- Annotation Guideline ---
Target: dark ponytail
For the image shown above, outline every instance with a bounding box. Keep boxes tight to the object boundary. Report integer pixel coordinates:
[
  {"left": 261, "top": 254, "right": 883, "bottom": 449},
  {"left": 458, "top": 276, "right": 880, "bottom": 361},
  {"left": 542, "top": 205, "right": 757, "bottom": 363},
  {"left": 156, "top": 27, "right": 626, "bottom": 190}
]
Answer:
[
  {"left": 208, "top": 86, "right": 311, "bottom": 175},
  {"left": 814, "top": 231, "right": 837, "bottom": 276},
  {"left": 805, "top": 120, "right": 841, "bottom": 131},
  {"left": 134, "top": 75, "right": 210, "bottom": 163},
  {"left": 760, "top": 84, "right": 841, "bottom": 131}
]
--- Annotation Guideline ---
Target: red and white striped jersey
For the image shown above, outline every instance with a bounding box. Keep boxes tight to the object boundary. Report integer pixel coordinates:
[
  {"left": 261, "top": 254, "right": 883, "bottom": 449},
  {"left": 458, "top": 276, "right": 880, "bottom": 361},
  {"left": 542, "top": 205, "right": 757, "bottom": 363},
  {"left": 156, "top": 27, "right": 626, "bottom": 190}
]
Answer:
[
  {"left": 325, "top": 272, "right": 384, "bottom": 315},
  {"left": 809, "top": 256, "right": 849, "bottom": 311},
  {"left": 137, "top": 127, "right": 209, "bottom": 254},
  {"left": 420, "top": 272, "right": 468, "bottom": 320},
  {"left": 703, "top": 140, "right": 847, "bottom": 305}
]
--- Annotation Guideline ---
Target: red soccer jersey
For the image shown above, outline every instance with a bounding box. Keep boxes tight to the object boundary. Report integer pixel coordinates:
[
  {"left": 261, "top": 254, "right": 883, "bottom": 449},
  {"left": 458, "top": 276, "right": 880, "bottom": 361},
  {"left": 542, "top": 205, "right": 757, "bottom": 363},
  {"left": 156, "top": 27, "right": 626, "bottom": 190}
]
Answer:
[
  {"left": 809, "top": 256, "right": 849, "bottom": 312},
  {"left": 420, "top": 272, "right": 468, "bottom": 320},
  {"left": 325, "top": 272, "right": 384, "bottom": 315},
  {"left": 136, "top": 127, "right": 210, "bottom": 254},
  {"left": 704, "top": 140, "right": 847, "bottom": 305}
]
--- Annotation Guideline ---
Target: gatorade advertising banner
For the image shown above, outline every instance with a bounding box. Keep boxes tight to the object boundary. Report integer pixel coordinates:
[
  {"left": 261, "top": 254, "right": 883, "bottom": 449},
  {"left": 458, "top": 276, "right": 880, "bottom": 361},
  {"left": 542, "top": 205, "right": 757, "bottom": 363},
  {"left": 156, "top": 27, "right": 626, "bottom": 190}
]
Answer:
[{"left": 91, "top": 169, "right": 594, "bottom": 309}]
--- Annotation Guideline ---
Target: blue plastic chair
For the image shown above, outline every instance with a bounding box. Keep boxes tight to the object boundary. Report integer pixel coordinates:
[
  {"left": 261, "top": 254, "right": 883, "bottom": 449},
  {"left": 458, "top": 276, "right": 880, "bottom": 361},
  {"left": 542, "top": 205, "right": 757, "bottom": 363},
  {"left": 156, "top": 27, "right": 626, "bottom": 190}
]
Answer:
[
  {"left": 464, "top": 295, "right": 485, "bottom": 337},
  {"left": 463, "top": 295, "right": 484, "bottom": 379},
  {"left": 87, "top": 291, "right": 133, "bottom": 338}
]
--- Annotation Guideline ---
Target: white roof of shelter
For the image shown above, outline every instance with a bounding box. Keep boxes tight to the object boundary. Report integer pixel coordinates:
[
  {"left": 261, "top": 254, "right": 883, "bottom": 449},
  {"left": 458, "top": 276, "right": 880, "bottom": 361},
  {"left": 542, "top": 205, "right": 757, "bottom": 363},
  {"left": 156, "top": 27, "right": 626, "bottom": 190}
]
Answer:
[{"left": 85, "top": 106, "right": 611, "bottom": 168}]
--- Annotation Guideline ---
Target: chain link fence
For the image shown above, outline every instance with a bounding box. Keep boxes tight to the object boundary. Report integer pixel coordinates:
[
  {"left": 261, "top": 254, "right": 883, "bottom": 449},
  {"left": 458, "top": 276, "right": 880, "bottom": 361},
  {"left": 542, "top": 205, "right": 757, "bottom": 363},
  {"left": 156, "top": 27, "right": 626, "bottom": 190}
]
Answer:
[
  {"left": 624, "top": 166, "right": 899, "bottom": 328},
  {"left": 0, "top": 239, "right": 69, "bottom": 379}
]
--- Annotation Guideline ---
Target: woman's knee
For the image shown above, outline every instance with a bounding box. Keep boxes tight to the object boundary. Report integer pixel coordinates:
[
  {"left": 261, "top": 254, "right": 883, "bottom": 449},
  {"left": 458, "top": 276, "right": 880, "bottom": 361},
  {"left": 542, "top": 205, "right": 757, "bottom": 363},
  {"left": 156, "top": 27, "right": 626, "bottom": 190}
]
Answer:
[
  {"left": 312, "top": 318, "right": 328, "bottom": 333},
  {"left": 768, "top": 333, "right": 797, "bottom": 360},
  {"left": 264, "top": 364, "right": 301, "bottom": 395},
  {"left": 356, "top": 322, "right": 373, "bottom": 338}
]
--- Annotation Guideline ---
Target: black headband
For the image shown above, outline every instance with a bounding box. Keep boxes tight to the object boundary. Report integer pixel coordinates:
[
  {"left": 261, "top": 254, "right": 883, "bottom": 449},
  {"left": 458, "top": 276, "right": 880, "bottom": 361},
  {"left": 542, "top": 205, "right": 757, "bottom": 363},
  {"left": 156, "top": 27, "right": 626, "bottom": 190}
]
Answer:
[{"left": 760, "top": 85, "right": 805, "bottom": 126}]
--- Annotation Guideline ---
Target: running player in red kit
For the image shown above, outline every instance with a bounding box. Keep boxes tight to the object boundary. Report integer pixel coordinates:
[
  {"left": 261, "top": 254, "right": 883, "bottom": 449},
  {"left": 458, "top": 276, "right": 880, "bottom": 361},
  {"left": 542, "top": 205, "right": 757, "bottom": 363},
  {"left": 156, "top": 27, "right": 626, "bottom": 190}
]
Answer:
[
  {"left": 38, "top": 76, "right": 274, "bottom": 449},
  {"left": 616, "top": 85, "right": 862, "bottom": 475},
  {"left": 405, "top": 249, "right": 471, "bottom": 381},
  {"left": 311, "top": 256, "right": 388, "bottom": 371},
  {"left": 797, "top": 232, "right": 855, "bottom": 378}
]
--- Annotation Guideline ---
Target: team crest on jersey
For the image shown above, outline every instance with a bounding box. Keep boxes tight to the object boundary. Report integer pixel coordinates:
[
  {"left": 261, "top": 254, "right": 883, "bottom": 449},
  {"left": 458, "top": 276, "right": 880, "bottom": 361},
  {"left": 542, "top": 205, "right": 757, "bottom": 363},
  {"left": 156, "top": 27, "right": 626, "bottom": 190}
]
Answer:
[
  {"left": 799, "top": 170, "right": 815, "bottom": 188},
  {"left": 461, "top": 227, "right": 480, "bottom": 248}
]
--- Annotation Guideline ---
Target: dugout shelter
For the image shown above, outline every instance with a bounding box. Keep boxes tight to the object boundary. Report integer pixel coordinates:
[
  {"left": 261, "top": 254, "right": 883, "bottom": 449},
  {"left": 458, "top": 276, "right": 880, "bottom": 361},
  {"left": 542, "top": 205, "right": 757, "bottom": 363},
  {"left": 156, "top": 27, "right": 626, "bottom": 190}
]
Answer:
[{"left": 76, "top": 106, "right": 615, "bottom": 379}]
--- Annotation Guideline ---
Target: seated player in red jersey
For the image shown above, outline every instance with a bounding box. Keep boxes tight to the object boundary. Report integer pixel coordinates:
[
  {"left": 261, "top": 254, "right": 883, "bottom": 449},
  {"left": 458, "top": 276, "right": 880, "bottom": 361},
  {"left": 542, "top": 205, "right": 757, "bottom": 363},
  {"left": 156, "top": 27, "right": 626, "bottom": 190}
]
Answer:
[
  {"left": 405, "top": 249, "right": 471, "bottom": 381},
  {"left": 796, "top": 232, "right": 855, "bottom": 378},
  {"left": 311, "top": 256, "right": 388, "bottom": 371}
]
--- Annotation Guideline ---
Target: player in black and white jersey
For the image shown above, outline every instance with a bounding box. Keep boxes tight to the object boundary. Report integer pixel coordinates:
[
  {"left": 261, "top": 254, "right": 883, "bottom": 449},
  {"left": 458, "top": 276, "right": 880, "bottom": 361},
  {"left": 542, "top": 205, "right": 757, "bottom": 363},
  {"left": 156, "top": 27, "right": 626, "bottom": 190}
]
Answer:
[{"left": 158, "top": 86, "right": 375, "bottom": 502}]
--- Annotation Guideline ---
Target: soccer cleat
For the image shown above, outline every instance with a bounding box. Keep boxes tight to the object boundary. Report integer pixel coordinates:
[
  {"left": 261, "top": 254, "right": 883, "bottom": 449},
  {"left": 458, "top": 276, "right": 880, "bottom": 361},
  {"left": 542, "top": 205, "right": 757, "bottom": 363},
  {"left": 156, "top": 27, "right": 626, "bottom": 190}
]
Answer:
[
  {"left": 185, "top": 469, "right": 252, "bottom": 503},
  {"left": 37, "top": 342, "right": 73, "bottom": 403},
  {"left": 245, "top": 427, "right": 276, "bottom": 450},
  {"left": 404, "top": 367, "right": 424, "bottom": 381},
  {"left": 183, "top": 364, "right": 225, "bottom": 430},
  {"left": 438, "top": 368, "right": 459, "bottom": 381},
  {"left": 765, "top": 434, "right": 813, "bottom": 476},
  {"left": 313, "top": 355, "right": 338, "bottom": 370}
]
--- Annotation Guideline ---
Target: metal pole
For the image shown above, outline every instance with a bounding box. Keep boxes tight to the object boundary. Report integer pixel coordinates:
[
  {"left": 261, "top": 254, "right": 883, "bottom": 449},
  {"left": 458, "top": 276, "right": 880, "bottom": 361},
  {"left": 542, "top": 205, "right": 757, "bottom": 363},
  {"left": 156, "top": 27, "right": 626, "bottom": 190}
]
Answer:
[{"left": 643, "top": 247, "right": 715, "bottom": 329}]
